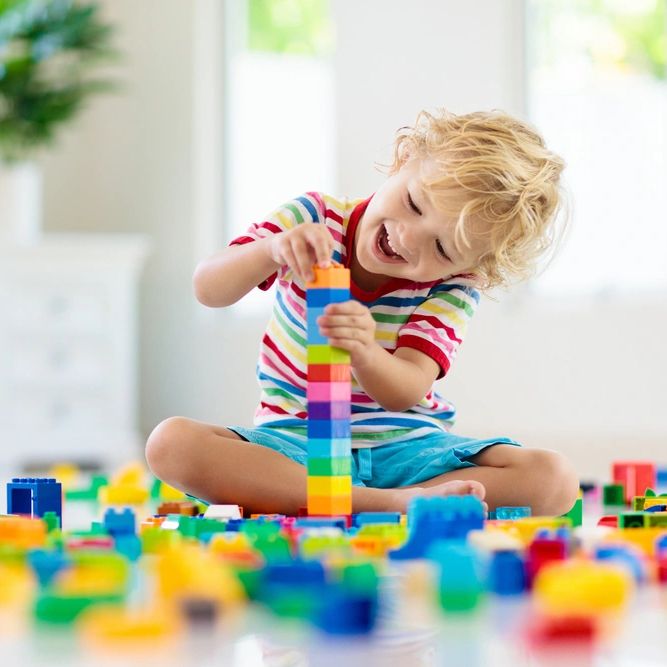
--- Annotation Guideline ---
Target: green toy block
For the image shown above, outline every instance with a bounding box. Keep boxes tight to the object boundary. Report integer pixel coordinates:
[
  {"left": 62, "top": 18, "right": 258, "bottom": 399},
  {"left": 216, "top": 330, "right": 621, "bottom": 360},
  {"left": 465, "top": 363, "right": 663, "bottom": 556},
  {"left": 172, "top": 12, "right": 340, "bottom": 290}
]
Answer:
[
  {"left": 65, "top": 474, "right": 108, "bottom": 501},
  {"left": 633, "top": 497, "right": 646, "bottom": 511},
  {"left": 307, "top": 456, "right": 352, "bottom": 476},
  {"left": 341, "top": 562, "right": 378, "bottom": 594},
  {"left": 603, "top": 484, "right": 626, "bottom": 506},
  {"left": 307, "top": 344, "right": 350, "bottom": 364},
  {"left": 34, "top": 593, "right": 124, "bottom": 624},
  {"left": 141, "top": 526, "right": 181, "bottom": 553},
  {"left": 561, "top": 497, "right": 583, "bottom": 528},
  {"left": 42, "top": 511, "right": 59, "bottom": 533},
  {"left": 619, "top": 512, "right": 648, "bottom": 529},
  {"left": 647, "top": 514, "right": 667, "bottom": 528}
]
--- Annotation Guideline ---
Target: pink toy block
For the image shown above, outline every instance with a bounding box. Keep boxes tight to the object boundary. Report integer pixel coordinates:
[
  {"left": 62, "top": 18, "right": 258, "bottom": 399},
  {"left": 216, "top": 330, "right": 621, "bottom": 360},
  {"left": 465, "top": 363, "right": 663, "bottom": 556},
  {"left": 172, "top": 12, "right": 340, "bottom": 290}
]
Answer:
[{"left": 306, "top": 381, "right": 350, "bottom": 402}]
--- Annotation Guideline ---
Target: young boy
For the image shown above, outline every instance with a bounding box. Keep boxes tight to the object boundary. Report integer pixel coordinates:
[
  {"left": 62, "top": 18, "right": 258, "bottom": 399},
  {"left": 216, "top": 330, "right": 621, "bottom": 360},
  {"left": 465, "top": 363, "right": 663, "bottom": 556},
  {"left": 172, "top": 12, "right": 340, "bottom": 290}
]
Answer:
[{"left": 146, "top": 109, "right": 579, "bottom": 517}]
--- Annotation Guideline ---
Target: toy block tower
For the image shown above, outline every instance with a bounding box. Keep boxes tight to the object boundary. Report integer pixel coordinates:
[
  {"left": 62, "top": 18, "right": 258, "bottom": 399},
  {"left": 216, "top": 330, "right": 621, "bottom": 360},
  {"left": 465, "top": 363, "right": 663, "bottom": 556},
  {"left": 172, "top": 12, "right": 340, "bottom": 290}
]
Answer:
[{"left": 305, "top": 264, "right": 352, "bottom": 517}]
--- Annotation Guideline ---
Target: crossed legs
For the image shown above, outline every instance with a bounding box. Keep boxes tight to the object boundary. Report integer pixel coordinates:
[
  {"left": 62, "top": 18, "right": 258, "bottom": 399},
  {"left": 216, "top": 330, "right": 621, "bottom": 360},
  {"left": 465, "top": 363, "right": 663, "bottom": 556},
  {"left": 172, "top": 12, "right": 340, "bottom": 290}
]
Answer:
[{"left": 145, "top": 417, "right": 579, "bottom": 516}]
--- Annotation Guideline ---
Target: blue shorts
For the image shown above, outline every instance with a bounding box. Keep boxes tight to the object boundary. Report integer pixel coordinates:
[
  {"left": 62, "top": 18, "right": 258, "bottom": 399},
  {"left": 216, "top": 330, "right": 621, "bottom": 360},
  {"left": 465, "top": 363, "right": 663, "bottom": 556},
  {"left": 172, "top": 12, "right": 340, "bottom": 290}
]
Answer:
[{"left": 228, "top": 426, "right": 520, "bottom": 488}]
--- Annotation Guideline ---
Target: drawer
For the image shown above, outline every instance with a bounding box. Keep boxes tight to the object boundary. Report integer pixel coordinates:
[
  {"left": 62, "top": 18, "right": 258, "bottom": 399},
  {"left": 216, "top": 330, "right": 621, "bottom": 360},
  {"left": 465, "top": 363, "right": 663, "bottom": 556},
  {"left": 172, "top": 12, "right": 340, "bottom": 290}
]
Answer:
[
  {"left": 2, "top": 390, "right": 113, "bottom": 432},
  {"left": 4, "top": 282, "right": 109, "bottom": 334},
  {"left": 7, "top": 335, "right": 112, "bottom": 386}
]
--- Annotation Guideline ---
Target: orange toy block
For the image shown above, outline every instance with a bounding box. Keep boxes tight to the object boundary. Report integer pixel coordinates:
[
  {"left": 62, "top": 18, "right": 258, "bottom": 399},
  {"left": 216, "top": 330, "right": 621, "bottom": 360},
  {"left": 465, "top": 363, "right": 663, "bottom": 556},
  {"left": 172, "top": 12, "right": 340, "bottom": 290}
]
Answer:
[
  {"left": 307, "top": 495, "right": 352, "bottom": 516},
  {"left": 306, "top": 264, "right": 350, "bottom": 289}
]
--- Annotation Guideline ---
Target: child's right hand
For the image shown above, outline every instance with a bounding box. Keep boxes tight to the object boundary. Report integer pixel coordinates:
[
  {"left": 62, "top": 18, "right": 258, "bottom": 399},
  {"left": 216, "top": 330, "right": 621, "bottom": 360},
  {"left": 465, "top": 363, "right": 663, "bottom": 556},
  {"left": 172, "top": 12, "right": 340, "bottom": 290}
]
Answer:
[{"left": 267, "top": 223, "right": 335, "bottom": 283}]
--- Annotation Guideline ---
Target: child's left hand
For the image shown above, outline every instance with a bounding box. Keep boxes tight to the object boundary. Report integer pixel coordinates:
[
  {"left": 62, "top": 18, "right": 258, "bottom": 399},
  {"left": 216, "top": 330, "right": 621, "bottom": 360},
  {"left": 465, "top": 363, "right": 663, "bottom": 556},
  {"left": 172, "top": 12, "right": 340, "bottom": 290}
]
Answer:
[{"left": 317, "top": 300, "right": 377, "bottom": 368}]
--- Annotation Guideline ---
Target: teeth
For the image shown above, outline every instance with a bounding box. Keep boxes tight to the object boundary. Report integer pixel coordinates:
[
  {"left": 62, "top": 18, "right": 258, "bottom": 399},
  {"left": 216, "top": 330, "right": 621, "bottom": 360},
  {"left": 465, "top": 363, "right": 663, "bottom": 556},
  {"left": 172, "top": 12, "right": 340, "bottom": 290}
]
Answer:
[{"left": 386, "top": 229, "right": 402, "bottom": 257}]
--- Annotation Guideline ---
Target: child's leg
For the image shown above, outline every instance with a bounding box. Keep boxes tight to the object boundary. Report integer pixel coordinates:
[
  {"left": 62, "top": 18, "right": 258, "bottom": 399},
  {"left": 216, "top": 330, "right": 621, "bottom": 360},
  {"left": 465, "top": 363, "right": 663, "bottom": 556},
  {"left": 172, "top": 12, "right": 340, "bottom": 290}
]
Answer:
[
  {"left": 403, "top": 444, "right": 579, "bottom": 516},
  {"left": 145, "top": 417, "right": 486, "bottom": 515}
]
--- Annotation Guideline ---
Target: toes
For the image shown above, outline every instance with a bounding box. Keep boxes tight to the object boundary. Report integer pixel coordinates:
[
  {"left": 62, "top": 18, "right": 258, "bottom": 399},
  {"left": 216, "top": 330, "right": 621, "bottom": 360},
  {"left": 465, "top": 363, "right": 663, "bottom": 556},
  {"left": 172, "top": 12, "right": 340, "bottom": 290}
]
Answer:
[
  {"left": 439, "top": 479, "right": 486, "bottom": 501},
  {"left": 465, "top": 480, "right": 486, "bottom": 500}
]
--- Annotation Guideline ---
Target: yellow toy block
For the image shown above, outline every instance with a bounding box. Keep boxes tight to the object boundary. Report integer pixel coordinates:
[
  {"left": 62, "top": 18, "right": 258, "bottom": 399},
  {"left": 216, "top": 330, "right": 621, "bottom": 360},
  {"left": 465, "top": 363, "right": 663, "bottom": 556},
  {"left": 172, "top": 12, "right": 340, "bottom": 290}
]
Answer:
[
  {"left": 48, "top": 463, "right": 79, "bottom": 490},
  {"left": 156, "top": 544, "right": 245, "bottom": 605},
  {"left": 158, "top": 481, "right": 187, "bottom": 501},
  {"left": 98, "top": 484, "right": 149, "bottom": 505},
  {"left": 80, "top": 605, "right": 181, "bottom": 644},
  {"left": 533, "top": 559, "right": 632, "bottom": 616},
  {"left": 112, "top": 461, "right": 146, "bottom": 486},
  {"left": 601, "top": 527, "right": 667, "bottom": 557},
  {"left": 307, "top": 475, "right": 352, "bottom": 497},
  {"left": 307, "top": 495, "right": 352, "bottom": 516},
  {"left": 492, "top": 516, "right": 571, "bottom": 545},
  {"left": 306, "top": 264, "right": 350, "bottom": 289}
]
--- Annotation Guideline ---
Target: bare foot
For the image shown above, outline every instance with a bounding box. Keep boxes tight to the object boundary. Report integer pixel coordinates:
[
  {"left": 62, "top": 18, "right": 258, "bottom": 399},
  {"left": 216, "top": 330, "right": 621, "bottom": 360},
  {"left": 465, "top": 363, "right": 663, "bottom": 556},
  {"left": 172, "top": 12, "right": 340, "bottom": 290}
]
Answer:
[{"left": 393, "top": 480, "right": 488, "bottom": 514}]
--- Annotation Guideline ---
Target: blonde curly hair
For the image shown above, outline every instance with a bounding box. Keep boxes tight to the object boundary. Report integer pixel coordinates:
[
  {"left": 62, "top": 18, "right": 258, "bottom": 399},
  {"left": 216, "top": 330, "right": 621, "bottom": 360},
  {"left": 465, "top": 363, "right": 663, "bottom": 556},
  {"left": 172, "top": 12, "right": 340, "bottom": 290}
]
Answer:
[{"left": 388, "top": 109, "right": 566, "bottom": 289}]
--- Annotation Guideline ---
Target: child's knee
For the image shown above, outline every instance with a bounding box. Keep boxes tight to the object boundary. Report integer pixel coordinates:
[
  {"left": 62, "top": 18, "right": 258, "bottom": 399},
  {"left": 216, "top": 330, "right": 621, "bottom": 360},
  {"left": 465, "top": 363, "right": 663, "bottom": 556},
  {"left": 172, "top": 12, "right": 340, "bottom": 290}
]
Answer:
[
  {"left": 145, "top": 416, "right": 194, "bottom": 479},
  {"left": 525, "top": 448, "right": 580, "bottom": 515}
]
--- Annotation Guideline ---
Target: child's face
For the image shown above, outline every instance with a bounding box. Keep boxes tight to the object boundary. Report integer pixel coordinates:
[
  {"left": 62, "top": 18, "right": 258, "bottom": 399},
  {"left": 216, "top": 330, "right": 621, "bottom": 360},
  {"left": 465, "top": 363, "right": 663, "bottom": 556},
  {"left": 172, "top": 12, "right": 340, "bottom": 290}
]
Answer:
[{"left": 355, "top": 158, "right": 483, "bottom": 283}]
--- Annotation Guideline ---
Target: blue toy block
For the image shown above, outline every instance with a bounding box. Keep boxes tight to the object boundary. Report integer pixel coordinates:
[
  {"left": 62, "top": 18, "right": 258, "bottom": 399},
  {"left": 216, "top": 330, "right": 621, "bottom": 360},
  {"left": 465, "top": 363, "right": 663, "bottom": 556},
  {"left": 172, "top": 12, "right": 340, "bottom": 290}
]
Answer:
[
  {"left": 354, "top": 512, "right": 401, "bottom": 527},
  {"left": 307, "top": 438, "right": 351, "bottom": 458},
  {"left": 103, "top": 508, "right": 136, "bottom": 536},
  {"left": 428, "top": 541, "right": 483, "bottom": 612},
  {"left": 295, "top": 517, "right": 348, "bottom": 530},
  {"left": 307, "top": 306, "right": 329, "bottom": 345},
  {"left": 487, "top": 550, "right": 527, "bottom": 595},
  {"left": 594, "top": 544, "right": 647, "bottom": 583},
  {"left": 114, "top": 534, "right": 142, "bottom": 561},
  {"left": 657, "top": 535, "right": 667, "bottom": 555},
  {"left": 224, "top": 518, "right": 244, "bottom": 532},
  {"left": 495, "top": 506, "right": 532, "bottom": 520},
  {"left": 7, "top": 478, "right": 62, "bottom": 527},
  {"left": 307, "top": 418, "right": 351, "bottom": 439},
  {"left": 27, "top": 549, "right": 71, "bottom": 587},
  {"left": 315, "top": 591, "right": 377, "bottom": 635},
  {"left": 389, "top": 495, "right": 485, "bottom": 560},
  {"left": 645, "top": 504, "right": 667, "bottom": 513},
  {"left": 306, "top": 288, "right": 349, "bottom": 307}
]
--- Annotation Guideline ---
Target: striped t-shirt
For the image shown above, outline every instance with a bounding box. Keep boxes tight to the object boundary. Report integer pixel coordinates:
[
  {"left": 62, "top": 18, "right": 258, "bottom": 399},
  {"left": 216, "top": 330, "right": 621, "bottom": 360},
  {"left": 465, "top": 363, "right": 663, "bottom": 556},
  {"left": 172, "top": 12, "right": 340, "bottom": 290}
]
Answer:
[{"left": 230, "top": 193, "right": 480, "bottom": 448}]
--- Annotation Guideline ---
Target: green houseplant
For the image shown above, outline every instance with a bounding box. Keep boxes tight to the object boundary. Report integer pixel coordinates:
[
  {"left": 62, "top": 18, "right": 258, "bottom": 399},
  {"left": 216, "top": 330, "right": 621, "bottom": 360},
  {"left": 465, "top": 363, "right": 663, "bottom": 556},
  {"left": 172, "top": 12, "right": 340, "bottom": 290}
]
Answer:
[{"left": 0, "top": 0, "right": 116, "bottom": 244}]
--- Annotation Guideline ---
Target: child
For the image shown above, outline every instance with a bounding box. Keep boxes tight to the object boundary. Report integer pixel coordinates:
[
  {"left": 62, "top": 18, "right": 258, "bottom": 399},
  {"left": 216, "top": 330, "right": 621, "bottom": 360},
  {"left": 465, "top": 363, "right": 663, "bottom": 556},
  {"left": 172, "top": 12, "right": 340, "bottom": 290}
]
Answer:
[{"left": 146, "top": 109, "right": 579, "bottom": 517}]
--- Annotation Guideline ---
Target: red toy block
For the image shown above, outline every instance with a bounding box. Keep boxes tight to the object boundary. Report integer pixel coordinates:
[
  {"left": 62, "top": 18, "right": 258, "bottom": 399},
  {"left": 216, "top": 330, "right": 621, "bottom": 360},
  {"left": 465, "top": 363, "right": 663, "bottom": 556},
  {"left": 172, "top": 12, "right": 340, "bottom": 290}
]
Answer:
[
  {"left": 597, "top": 515, "right": 619, "bottom": 528},
  {"left": 527, "top": 537, "right": 568, "bottom": 583},
  {"left": 612, "top": 461, "right": 656, "bottom": 503}
]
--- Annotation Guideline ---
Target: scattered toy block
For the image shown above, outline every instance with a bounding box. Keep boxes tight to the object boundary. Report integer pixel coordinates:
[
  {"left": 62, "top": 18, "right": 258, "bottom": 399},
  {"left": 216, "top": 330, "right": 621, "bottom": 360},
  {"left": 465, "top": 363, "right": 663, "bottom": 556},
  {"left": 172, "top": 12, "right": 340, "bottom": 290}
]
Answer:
[
  {"left": 7, "top": 478, "right": 62, "bottom": 528},
  {"left": 203, "top": 504, "right": 242, "bottom": 520},
  {"left": 612, "top": 461, "right": 656, "bottom": 503}
]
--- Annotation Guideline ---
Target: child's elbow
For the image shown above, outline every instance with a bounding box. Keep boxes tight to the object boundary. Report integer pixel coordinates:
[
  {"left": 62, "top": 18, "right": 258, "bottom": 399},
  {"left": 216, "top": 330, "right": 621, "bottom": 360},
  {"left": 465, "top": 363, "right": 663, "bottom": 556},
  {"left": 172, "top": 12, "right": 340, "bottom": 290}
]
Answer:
[
  {"left": 192, "top": 263, "right": 231, "bottom": 307},
  {"left": 378, "top": 394, "right": 420, "bottom": 413}
]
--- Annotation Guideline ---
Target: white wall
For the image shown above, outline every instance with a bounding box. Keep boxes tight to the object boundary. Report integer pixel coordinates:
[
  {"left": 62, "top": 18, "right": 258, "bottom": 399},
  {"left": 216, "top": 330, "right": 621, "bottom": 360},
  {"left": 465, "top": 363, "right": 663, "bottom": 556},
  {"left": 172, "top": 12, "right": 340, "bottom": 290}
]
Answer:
[{"left": 40, "top": 0, "right": 667, "bottom": 481}]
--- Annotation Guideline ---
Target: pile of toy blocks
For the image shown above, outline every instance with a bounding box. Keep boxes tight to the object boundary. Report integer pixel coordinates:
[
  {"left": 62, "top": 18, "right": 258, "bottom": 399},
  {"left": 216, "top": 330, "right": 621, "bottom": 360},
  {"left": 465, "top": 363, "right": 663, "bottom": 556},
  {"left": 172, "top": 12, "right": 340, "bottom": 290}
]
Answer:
[
  {"left": 1, "top": 457, "right": 667, "bottom": 654},
  {"left": 305, "top": 264, "right": 353, "bottom": 517}
]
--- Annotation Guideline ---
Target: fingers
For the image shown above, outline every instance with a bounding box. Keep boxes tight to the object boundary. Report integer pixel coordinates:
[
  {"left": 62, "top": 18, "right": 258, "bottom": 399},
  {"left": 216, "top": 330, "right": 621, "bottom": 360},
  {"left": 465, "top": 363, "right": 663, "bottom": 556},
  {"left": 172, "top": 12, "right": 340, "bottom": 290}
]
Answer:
[
  {"left": 289, "top": 235, "right": 316, "bottom": 282},
  {"left": 306, "top": 225, "right": 334, "bottom": 269},
  {"left": 276, "top": 224, "right": 334, "bottom": 282}
]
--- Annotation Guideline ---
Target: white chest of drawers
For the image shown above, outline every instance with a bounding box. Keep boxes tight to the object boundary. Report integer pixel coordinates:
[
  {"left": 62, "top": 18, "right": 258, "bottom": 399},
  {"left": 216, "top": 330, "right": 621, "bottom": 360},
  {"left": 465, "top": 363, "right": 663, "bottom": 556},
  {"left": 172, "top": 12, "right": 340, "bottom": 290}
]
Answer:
[{"left": 0, "top": 234, "right": 150, "bottom": 468}]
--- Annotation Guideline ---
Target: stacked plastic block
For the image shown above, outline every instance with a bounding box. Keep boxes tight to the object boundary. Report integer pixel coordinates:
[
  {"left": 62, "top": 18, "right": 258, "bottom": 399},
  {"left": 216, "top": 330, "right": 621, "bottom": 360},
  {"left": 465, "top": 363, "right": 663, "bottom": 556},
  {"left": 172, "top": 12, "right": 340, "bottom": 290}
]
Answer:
[{"left": 305, "top": 265, "right": 352, "bottom": 517}]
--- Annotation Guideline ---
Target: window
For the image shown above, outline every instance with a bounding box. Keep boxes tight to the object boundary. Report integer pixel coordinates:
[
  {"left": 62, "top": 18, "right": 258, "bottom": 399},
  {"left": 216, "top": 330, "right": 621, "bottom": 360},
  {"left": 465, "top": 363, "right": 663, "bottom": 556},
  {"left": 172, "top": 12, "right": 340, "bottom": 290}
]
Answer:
[
  {"left": 223, "top": 0, "right": 335, "bottom": 313},
  {"left": 526, "top": 0, "right": 667, "bottom": 295}
]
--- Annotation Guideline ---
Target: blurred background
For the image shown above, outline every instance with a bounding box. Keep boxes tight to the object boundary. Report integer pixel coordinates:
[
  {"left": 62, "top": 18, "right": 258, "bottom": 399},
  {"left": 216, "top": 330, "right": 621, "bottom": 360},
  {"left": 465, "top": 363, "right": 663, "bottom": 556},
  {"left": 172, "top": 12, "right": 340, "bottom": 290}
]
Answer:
[{"left": 0, "top": 0, "right": 665, "bottom": 480}]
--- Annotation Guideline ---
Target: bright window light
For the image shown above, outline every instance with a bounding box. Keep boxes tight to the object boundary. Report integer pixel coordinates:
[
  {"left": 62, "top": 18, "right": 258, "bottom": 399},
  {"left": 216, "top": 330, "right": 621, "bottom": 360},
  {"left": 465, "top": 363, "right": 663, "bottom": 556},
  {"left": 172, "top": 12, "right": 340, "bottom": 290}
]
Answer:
[
  {"left": 223, "top": 0, "right": 336, "bottom": 315},
  {"left": 526, "top": 0, "right": 667, "bottom": 296}
]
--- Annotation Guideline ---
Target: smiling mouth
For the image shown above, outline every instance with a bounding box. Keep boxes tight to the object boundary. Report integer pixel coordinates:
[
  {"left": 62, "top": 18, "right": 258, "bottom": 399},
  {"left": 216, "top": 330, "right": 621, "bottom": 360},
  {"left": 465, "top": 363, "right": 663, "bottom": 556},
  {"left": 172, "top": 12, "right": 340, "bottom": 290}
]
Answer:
[{"left": 376, "top": 225, "right": 406, "bottom": 262}]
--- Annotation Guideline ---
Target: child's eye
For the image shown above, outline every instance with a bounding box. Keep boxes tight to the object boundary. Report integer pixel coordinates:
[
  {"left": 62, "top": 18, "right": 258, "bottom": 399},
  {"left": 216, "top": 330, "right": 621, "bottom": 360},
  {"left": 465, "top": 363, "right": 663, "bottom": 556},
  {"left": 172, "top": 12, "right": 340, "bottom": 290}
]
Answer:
[
  {"left": 436, "top": 240, "right": 450, "bottom": 261},
  {"left": 407, "top": 192, "right": 422, "bottom": 216}
]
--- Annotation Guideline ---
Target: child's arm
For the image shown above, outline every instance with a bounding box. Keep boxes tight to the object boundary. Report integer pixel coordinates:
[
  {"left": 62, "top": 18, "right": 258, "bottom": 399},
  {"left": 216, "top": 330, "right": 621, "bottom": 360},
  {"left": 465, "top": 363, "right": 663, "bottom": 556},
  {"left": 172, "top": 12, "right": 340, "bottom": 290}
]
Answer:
[
  {"left": 318, "top": 301, "right": 439, "bottom": 411},
  {"left": 194, "top": 223, "right": 334, "bottom": 307}
]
